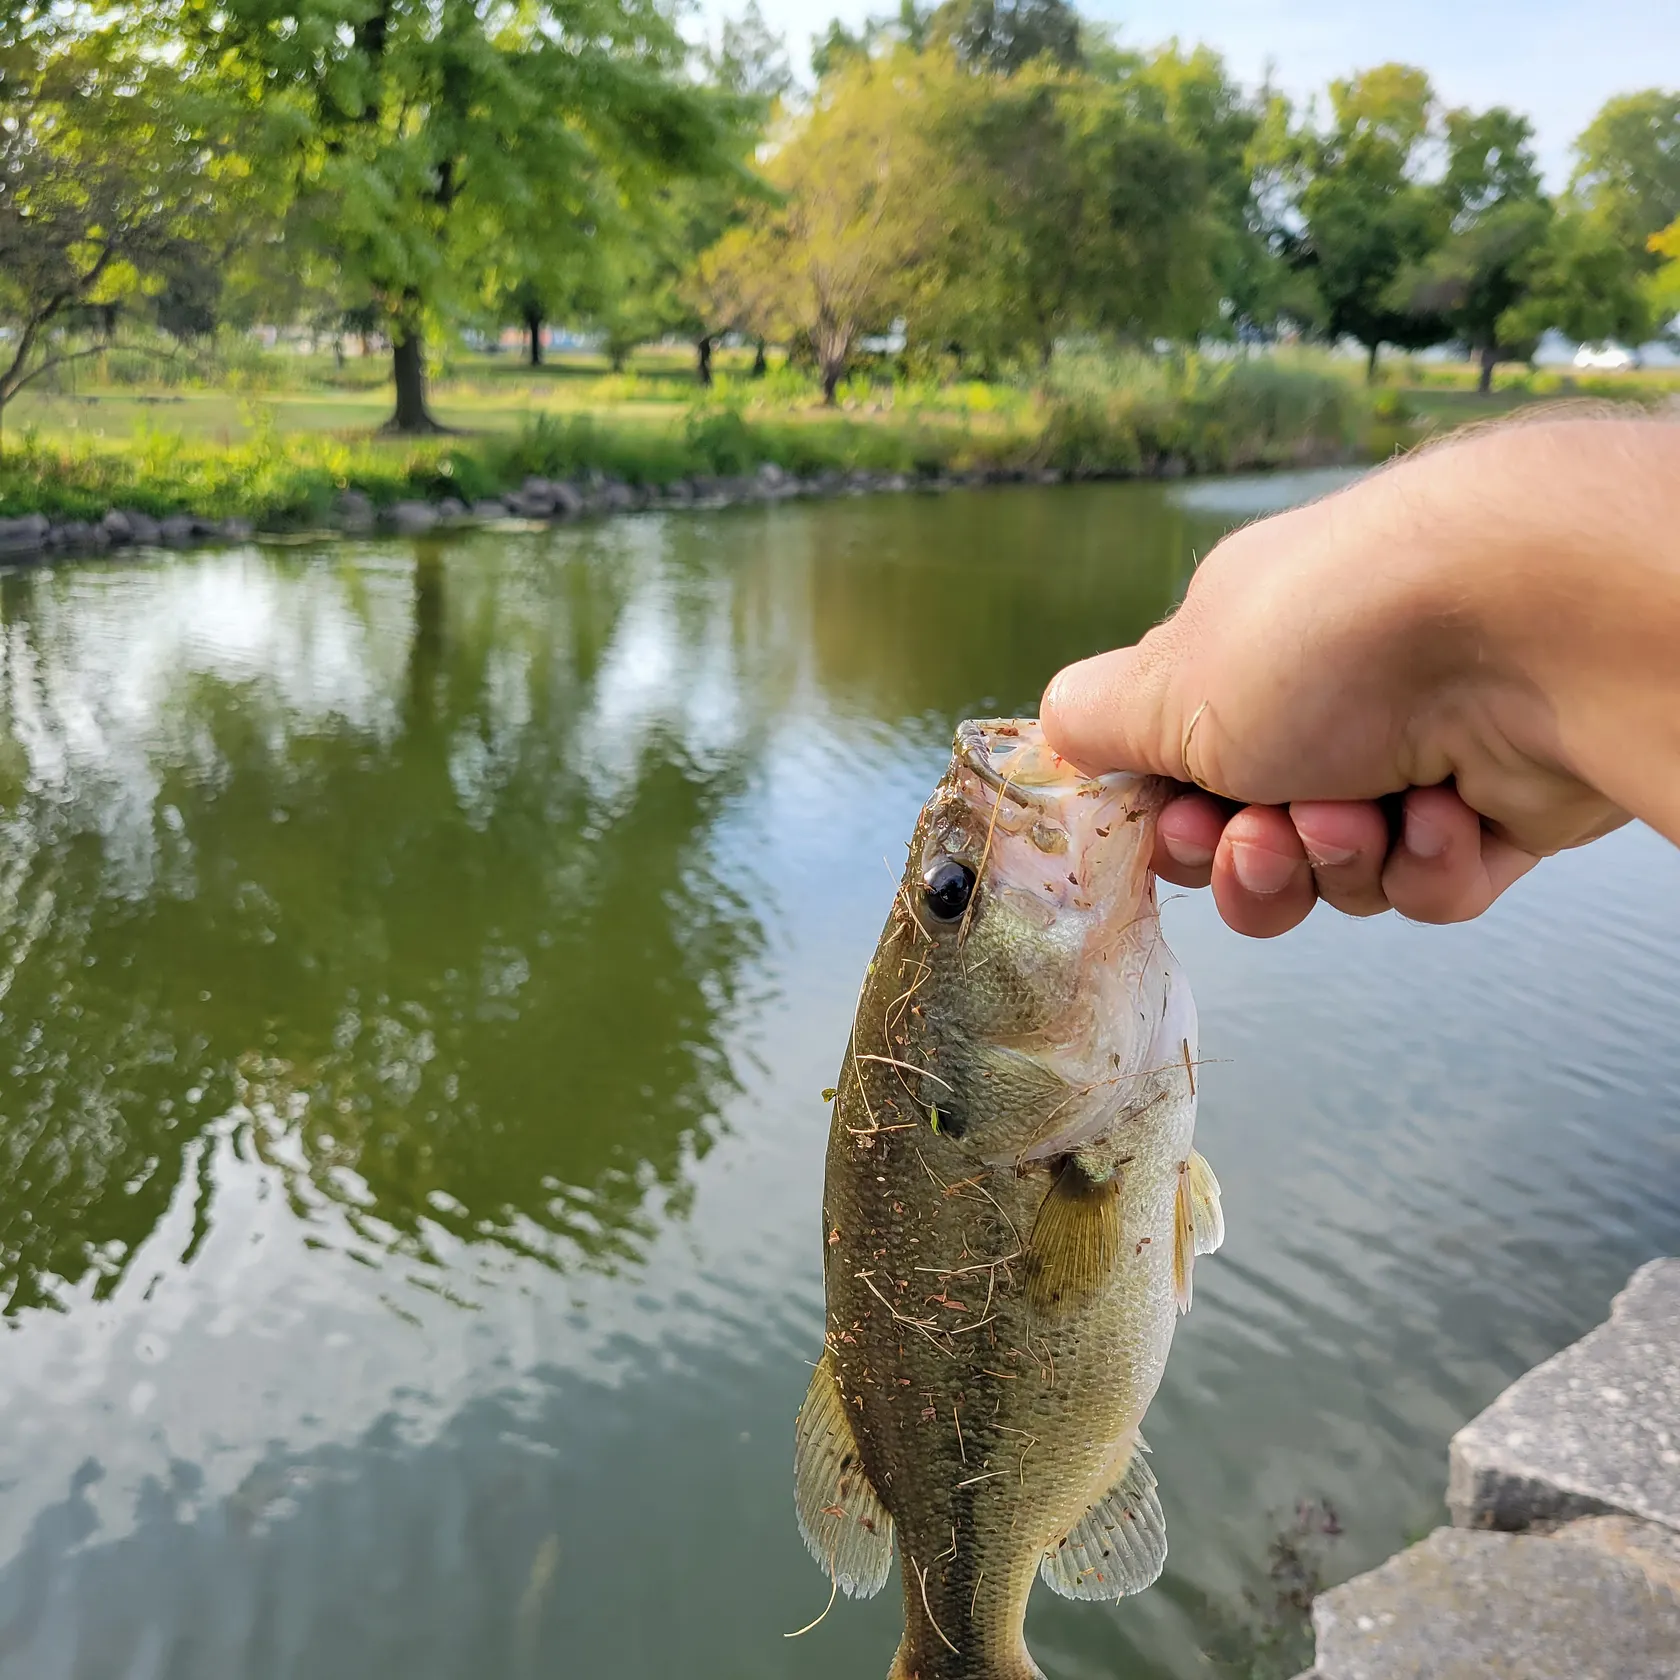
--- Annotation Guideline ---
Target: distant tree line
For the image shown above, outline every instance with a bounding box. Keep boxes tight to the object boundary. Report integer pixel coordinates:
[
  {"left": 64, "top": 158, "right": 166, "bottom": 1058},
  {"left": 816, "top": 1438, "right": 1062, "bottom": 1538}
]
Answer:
[{"left": 1, "top": 0, "right": 1676, "bottom": 436}]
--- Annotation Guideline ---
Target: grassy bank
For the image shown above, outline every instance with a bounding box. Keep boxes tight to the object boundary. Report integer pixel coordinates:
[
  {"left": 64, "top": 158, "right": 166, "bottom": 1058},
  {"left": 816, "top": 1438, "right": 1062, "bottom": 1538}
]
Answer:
[{"left": 4, "top": 343, "right": 1670, "bottom": 528}]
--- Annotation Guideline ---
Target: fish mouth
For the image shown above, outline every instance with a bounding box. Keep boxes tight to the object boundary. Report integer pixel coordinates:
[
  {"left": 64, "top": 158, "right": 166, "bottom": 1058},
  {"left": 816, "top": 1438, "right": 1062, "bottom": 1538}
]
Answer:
[{"left": 953, "top": 718, "right": 1134, "bottom": 810}]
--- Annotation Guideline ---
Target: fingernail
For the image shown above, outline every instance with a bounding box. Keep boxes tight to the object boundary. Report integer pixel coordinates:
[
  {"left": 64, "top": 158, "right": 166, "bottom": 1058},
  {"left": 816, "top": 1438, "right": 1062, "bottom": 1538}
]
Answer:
[
  {"left": 1163, "top": 833, "right": 1215, "bottom": 868},
  {"left": 1302, "top": 839, "right": 1357, "bottom": 868},
  {"left": 1230, "top": 841, "right": 1299, "bottom": 896},
  {"left": 1404, "top": 806, "right": 1447, "bottom": 860}
]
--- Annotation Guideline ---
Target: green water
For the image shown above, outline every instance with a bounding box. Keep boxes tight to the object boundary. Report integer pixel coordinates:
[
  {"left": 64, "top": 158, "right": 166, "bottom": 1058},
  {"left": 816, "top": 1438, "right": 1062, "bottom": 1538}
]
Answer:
[{"left": 0, "top": 477, "right": 1675, "bottom": 1680}]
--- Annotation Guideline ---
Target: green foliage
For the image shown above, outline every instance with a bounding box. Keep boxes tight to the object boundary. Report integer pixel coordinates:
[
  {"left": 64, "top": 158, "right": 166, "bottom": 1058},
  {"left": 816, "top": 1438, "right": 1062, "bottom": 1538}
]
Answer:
[
  {"left": 7, "top": 8, "right": 1676, "bottom": 443},
  {"left": 1387, "top": 107, "right": 1552, "bottom": 385},
  {"left": 1502, "top": 208, "right": 1657, "bottom": 347},
  {"left": 811, "top": 0, "right": 931, "bottom": 77},
  {"left": 928, "top": 0, "right": 1082, "bottom": 74},
  {"left": 0, "top": 24, "right": 264, "bottom": 437},
  {"left": 1292, "top": 64, "right": 1453, "bottom": 373},
  {"left": 1648, "top": 217, "right": 1680, "bottom": 331},
  {"left": 1572, "top": 89, "right": 1680, "bottom": 262},
  {"left": 701, "top": 50, "right": 954, "bottom": 400},
  {"left": 0, "top": 348, "right": 1391, "bottom": 520},
  {"left": 925, "top": 57, "right": 1224, "bottom": 366},
  {"left": 1037, "top": 349, "right": 1365, "bottom": 474},
  {"left": 170, "top": 0, "right": 755, "bottom": 430}
]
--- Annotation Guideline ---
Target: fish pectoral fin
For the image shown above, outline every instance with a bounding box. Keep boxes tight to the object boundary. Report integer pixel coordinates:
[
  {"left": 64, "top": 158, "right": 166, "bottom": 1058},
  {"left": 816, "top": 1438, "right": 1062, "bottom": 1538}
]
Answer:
[
  {"left": 1172, "top": 1148, "right": 1224, "bottom": 1314},
  {"left": 1187, "top": 1149, "right": 1224, "bottom": 1256},
  {"left": 793, "top": 1350, "right": 894, "bottom": 1599},
  {"left": 1025, "top": 1156, "right": 1122, "bottom": 1318},
  {"left": 1040, "top": 1439, "right": 1168, "bottom": 1601}
]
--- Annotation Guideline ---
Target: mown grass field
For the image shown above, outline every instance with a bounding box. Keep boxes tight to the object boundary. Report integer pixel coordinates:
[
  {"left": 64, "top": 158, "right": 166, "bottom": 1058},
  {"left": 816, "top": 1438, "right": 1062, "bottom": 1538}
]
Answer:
[{"left": 10, "top": 346, "right": 1036, "bottom": 453}]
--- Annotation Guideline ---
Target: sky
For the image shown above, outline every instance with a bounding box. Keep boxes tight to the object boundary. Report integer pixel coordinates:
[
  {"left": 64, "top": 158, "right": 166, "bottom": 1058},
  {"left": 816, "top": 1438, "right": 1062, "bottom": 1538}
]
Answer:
[{"left": 704, "top": 0, "right": 1680, "bottom": 186}]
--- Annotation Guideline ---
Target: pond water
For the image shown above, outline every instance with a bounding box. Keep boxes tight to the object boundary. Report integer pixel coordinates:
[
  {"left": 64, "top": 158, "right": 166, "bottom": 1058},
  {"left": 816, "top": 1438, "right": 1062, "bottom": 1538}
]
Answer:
[{"left": 0, "top": 478, "right": 1675, "bottom": 1680}]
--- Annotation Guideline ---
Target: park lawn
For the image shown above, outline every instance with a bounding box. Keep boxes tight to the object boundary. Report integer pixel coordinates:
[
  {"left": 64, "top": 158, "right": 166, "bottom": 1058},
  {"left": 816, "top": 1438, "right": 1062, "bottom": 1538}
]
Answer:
[
  {"left": 8, "top": 347, "right": 1035, "bottom": 455},
  {"left": 7, "top": 346, "right": 1667, "bottom": 527}
]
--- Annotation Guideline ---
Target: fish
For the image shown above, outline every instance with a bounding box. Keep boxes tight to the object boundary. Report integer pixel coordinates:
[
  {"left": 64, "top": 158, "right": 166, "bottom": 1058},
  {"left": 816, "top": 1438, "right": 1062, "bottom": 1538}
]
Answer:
[{"left": 793, "top": 717, "right": 1223, "bottom": 1680}]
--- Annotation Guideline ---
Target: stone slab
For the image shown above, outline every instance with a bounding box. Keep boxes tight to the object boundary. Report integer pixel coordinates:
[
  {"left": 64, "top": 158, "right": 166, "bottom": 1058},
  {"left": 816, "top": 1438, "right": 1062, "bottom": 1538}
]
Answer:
[
  {"left": 1309, "top": 1518, "right": 1680, "bottom": 1680},
  {"left": 1449, "top": 1258, "right": 1680, "bottom": 1532}
]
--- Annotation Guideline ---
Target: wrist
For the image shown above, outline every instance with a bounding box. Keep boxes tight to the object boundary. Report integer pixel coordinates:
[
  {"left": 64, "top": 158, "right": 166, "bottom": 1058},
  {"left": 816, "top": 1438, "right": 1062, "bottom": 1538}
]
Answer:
[{"left": 1440, "top": 418, "right": 1680, "bottom": 840}]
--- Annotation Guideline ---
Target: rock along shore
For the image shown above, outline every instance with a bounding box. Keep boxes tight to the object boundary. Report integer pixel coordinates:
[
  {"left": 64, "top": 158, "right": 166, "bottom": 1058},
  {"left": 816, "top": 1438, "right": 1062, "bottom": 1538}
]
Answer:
[
  {"left": 0, "top": 461, "right": 1091, "bottom": 564},
  {"left": 1294, "top": 1257, "right": 1680, "bottom": 1679}
]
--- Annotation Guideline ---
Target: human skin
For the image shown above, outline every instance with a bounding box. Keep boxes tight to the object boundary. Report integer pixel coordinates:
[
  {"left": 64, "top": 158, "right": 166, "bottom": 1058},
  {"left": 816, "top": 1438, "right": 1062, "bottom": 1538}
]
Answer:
[{"left": 1039, "top": 417, "right": 1680, "bottom": 937}]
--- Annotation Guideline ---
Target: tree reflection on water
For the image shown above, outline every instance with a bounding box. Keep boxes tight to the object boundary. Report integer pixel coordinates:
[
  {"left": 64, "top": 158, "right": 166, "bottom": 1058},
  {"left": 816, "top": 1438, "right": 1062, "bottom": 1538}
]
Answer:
[{"left": 0, "top": 528, "right": 765, "bottom": 1315}]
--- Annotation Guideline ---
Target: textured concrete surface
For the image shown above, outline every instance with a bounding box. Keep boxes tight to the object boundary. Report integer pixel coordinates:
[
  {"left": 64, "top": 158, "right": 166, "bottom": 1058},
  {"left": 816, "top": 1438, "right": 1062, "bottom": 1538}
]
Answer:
[
  {"left": 1449, "top": 1258, "right": 1680, "bottom": 1532},
  {"left": 1304, "top": 1517, "right": 1680, "bottom": 1680}
]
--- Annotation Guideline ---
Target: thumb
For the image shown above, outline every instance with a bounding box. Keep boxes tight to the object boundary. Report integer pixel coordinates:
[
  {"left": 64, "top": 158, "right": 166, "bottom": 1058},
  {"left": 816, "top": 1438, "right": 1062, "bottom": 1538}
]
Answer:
[{"left": 1040, "top": 633, "right": 1196, "bottom": 781}]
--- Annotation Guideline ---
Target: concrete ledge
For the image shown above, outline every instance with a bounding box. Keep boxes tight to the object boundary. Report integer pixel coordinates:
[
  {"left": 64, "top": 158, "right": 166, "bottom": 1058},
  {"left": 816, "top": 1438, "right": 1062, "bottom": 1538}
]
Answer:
[
  {"left": 1308, "top": 1517, "right": 1680, "bottom": 1680},
  {"left": 1448, "top": 1258, "right": 1680, "bottom": 1532}
]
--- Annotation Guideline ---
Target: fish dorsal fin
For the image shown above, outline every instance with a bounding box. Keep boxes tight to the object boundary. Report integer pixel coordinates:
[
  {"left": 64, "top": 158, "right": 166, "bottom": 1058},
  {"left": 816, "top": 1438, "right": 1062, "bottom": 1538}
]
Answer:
[
  {"left": 1172, "top": 1148, "right": 1223, "bottom": 1314},
  {"left": 793, "top": 1350, "right": 894, "bottom": 1598},
  {"left": 1026, "top": 1156, "right": 1122, "bottom": 1318},
  {"left": 1040, "top": 1437, "right": 1168, "bottom": 1601}
]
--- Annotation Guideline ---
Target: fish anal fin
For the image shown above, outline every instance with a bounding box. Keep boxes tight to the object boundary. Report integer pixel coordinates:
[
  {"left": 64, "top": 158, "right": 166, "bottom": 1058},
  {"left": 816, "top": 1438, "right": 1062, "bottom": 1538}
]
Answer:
[
  {"left": 1026, "top": 1157, "right": 1122, "bottom": 1318},
  {"left": 1040, "top": 1438, "right": 1167, "bottom": 1601},
  {"left": 794, "top": 1350, "right": 894, "bottom": 1599}
]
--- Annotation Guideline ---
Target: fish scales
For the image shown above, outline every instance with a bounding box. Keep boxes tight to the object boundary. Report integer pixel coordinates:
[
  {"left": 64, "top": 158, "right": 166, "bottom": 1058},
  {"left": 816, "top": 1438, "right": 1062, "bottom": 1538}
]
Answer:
[{"left": 794, "top": 718, "right": 1223, "bottom": 1680}]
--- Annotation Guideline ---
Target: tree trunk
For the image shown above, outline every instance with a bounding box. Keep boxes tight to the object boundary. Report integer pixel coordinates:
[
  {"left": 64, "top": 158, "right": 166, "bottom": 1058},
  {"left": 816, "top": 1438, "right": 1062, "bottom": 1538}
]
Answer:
[
  {"left": 1365, "top": 341, "right": 1380, "bottom": 383},
  {"left": 751, "top": 340, "right": 768, "bottom": 378},
  {"left": 525, "top": 309, "right": 544, "bottom": 367},
  {"left": 696, "top": 335, "right": 713, "bottom": 387},
  {"left": 821, "top": 361, "right": 842, "bottom": 405},
  {"left": 1477, "top": 343, "right": 1496, "bottom": 395},
  {"left": 610, "top": 343, "right": 627, "bottom": 373},
  {"left": 386, "top": 317, "right": 446, "bottom": 434}
]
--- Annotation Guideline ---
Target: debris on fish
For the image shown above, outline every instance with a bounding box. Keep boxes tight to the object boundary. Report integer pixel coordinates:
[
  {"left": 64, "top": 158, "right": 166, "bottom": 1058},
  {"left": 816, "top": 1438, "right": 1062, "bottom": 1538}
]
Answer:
[{"left": 794, "top": 718, "right": 1222, "bottom": 1679}]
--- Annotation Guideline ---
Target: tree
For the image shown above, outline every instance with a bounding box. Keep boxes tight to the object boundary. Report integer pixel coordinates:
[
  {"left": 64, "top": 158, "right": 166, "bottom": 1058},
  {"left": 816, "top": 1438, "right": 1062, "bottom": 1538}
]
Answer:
[
  {"left": 811, "top": 1, "right": 932, "bottom": 78},
  {"left": 182, "top": 0, "right": 750, "bottom": 433},
  {"left": 1119, "top": 44, "right": 1308, "bottom": 340},
  {"left": 924, "top": 57, "right": 1221, "bottom": 367},
  {"left": 1293, "top": 64, "right": 1452, "bottom": 378},
  {"left": 705, "top": 1, "right": 795, "bottom": 102},
  {"left": 1648, "top": 217, "right": 1680, "bottom": 335},
  {"left": 928, "top": 0, "right": 1081, "bottom": 74},
  {"left": 0, "top": 29, "right": 245, "bottom": 448},
  {"left": 1572, "top": 89, "right": 1680, "bottom": 262},
  {"left": 701, "top": 51, "right": 951, "bottom": 401},
  {"left": 1488, "top": 88, "right": 1680, "bottom": 358},
  {"left": 1500, "top": 208, "right": 1655, "bottom": 349},
  {"left": 1389, "top": 107, "right": 1551, "bottom": 390}
]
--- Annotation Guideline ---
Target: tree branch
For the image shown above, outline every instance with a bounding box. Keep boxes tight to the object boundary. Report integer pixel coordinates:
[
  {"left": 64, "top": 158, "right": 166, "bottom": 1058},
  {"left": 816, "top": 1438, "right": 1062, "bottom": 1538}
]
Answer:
[
  {"left": 1, "top": 340, "right": 178, "bottom": 408},
  {"left": 0, "top": 239, "right": 122, "bottom": 395}
]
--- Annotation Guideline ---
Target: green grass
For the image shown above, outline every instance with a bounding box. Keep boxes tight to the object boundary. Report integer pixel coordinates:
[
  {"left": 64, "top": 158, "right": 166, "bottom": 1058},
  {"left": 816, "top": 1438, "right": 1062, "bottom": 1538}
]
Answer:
[
  {"left": 10, "top": 340, "right": 1667, "bottom": 526},
  {"left": 0, "top": 401, "right": 1044, "bottom": 525}
]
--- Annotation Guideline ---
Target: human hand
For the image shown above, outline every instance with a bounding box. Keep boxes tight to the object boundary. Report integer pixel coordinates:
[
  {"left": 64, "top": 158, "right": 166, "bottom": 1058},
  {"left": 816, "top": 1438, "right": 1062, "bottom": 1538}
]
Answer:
[{"left": 1040, "top": 420, "right": 1670, "bottom": 937}]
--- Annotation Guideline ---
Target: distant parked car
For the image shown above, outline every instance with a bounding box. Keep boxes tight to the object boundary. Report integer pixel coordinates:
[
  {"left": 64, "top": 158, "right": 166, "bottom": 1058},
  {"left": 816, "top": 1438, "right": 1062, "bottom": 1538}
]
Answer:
[{"left": 1573, "top": 342, "right": 1636, "bottom": 370}]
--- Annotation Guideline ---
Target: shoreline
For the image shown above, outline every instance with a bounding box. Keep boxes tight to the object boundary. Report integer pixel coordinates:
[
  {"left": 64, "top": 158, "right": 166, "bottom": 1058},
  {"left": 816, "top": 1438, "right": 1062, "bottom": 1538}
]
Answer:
[
  {"left": 1294, "top": 1258, "right": 1680, "bottom": 1678},
  {"left": 0, "top": 449, "right": 1366, "bottom": 565}
]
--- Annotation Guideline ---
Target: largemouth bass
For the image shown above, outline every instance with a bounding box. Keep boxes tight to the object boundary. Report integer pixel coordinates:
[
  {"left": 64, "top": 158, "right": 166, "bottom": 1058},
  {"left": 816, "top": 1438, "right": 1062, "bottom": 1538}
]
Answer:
[{"left": 794, "top": 718, "right": 1223, "bottom": 1680}]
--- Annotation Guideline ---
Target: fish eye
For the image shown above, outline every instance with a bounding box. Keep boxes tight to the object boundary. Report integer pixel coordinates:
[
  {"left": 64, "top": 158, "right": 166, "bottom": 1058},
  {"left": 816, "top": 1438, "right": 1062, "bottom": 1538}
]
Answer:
[{"left": 922, "top": 859, "right": 976, "bottom": 922}]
